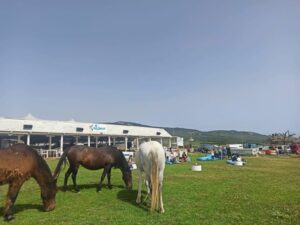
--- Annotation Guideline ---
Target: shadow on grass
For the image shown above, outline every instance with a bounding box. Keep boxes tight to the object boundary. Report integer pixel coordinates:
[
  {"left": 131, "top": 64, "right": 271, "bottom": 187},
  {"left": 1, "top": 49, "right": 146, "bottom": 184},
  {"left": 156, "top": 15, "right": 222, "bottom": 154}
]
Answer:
[
  {"left": 117, "top": 189, "right": 149, "bottom": 212},
  {"left": 0, "top": 204, "right": 43, "bottom": 218},
  {"left": 58, "top": 183, "right": 126, "bottom": 192}
]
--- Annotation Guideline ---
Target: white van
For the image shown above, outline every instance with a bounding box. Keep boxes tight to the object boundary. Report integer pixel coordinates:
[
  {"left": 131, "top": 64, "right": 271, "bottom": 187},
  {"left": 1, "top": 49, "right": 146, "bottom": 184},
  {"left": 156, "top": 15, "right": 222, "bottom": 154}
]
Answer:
[{"left": 229, "top": 144, "right": 243, "bottom": 149}]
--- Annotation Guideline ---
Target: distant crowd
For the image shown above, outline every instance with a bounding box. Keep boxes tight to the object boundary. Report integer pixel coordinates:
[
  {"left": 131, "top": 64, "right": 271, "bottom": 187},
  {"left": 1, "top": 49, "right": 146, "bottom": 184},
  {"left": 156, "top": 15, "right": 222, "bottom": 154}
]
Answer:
[{"left": 165, "top": 147, "right": 191, "bottom": 164}]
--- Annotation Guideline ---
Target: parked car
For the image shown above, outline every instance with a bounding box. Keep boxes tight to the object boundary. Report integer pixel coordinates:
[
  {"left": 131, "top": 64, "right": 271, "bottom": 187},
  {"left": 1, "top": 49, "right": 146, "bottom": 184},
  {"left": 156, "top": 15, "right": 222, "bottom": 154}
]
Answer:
[
  {"left": 196, "top": 144, "right": 215, "bottom": 153},
  {"left": 276, "top": 145, "right": 291, "bottom": 154},
  {"left": 265, "top": 149, "right": 277, "bottom": 155},
  {"left": 290, "top": 144, "right": 300, "bottom": 154},
  {"left": 260, "top": 146, "right": 277, "bottom": 155}
]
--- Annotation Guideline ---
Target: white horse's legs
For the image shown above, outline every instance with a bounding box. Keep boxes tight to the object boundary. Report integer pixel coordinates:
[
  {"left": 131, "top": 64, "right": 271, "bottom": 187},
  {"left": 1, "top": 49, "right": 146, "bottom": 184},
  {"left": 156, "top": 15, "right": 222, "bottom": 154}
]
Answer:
[
  {"left": 159, "top": 181, "right": 165, "bottom": 213},
  {"left": 144, "top": 176, "right": 152, "bottom": 206},
  {"left": 145, "top": 176, "right": 151, "bottom": 195},
  {"left": 136, "top": 170, "right": 143, "bottom": 204}
]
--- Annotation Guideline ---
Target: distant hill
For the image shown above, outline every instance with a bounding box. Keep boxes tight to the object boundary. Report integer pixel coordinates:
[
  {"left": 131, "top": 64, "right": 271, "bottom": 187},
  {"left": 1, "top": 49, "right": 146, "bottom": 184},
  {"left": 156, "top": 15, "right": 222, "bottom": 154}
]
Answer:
[
  {"left": 111, "top": 121, "right": 269, "bottom": 145},
  {"left": 164, "top": 128, "right": 268, "bottom": 145},
  {"left": 107, "top": 121, "right": 152, "bottom": 127}
]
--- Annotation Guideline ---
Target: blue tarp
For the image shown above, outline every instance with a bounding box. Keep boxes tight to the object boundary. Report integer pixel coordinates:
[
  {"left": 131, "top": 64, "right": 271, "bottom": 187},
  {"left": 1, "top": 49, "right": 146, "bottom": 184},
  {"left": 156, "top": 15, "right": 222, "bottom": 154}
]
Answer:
[{"left": 197, "top": 155, "right": 219, "bottom": 161}]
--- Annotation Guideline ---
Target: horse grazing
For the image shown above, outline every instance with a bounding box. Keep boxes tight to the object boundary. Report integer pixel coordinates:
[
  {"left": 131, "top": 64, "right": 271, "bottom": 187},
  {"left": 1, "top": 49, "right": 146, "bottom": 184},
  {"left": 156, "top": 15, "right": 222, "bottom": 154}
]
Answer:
[
  {"left": 0, "top": 144, "right": 57, "bottom": 221},
  {"left": 53, "top": 145, "right": 132, "bottom": 192},
  {"left": 135, "top": 141, "right": 165, "bottom": 213}
]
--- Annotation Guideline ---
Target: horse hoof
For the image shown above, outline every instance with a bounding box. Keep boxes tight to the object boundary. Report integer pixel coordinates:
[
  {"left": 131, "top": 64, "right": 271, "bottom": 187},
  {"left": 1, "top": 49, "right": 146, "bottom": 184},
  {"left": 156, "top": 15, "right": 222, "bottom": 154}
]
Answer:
[{"left": 4, "top": 214, "right": 14, "bottom": 221}]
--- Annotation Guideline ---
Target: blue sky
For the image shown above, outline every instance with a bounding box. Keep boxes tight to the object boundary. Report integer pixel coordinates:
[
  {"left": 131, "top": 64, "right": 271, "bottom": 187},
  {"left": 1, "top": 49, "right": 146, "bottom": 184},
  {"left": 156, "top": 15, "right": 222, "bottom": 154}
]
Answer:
[{"left": 0, "top": 0, "right": 299, "bottom": 135}]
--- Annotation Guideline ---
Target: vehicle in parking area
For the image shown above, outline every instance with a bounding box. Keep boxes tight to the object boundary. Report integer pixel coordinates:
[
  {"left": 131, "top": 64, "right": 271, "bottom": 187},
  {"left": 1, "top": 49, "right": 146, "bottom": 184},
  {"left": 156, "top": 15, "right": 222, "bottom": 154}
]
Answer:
[
  {"left": 291, "top": 144, "right": 300, "bottom": 154},
  {"left": 229, "top": 144, "right": 243, "bottom": 149},
  {"left": 276, "top": 145, "right": 291, "bottom": 154},
  {"left": 265, "top": 149, "right": 277, "bottom": 155},
  {"left": 259, "top": 146, "right": 277, "bottom": 155},
  {"left": 196, "top": 144, "right": 215, "bottom": 153},
  {"left": 259, "top": 145, "right": 291, "bottom": 155}
]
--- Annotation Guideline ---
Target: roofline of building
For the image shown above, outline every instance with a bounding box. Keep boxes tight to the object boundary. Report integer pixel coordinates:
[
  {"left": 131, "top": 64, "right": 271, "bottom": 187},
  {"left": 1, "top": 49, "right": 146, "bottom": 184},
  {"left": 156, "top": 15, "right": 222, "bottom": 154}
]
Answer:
[{"left": 0, "top": 117, "right": 172, "bottom": 138}]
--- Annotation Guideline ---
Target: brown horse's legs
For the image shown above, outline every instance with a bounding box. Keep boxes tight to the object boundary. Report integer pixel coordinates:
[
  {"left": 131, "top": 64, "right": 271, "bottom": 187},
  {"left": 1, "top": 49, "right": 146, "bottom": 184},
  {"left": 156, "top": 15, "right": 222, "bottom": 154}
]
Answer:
[
  {"left": 107, "top": 167, "right": 112, "bottom": 189},
  {"left": 71, "top": 166, "right": 80, "bottom": 192},
  {"left": 97, "top": 165, "right": 110, "bottom": 192},
  {"left": 63, "top": 167, "right": 73, "bottom": 192},
  {"left": 3, "top": 181, "right": 23, "bottom": 221}
]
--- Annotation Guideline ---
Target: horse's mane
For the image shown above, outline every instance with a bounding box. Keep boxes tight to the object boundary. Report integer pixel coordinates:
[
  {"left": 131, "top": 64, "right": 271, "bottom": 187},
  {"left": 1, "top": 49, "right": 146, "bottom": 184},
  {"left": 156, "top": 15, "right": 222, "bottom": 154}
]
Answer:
[
  {"left": 35, "top": 150, "right": 53, "bottom": 176},
  {"left": 28, "top": 146, "right": 54, "bottom": 180},
  {"left": 115, "top": 149, "right": 131, "bottom": 172}
]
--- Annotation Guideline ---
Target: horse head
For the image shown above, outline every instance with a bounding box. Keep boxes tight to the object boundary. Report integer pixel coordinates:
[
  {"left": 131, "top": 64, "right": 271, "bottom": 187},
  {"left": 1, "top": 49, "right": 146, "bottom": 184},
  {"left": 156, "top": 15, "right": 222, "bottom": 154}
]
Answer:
[
  {"left": 41, "top": 178, "right": 58, "bottom": 212},
  {"left": 122, "top": 169, "right": 132, "bottom": 190}
]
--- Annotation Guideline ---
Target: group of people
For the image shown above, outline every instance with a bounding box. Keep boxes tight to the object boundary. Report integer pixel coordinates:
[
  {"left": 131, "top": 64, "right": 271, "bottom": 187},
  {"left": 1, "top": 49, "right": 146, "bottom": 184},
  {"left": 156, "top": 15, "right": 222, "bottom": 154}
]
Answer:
[
  {"left": 165, "top": 148, "right": 190, "bottom": 164},
  {"left": 231, "top": 153, "right": 244, "bottom": 163},
  {"left": 210, "top": 147, "right": 245, "bottom": 161},
  {"left": 128, "top": 145, "right": 245, "bottom": 166},
  {"left": 209, "top": 146, "right": 232, "bottom": 159},
  {"left": 126, "top": 147, "right": 191, "bottom": 167}
]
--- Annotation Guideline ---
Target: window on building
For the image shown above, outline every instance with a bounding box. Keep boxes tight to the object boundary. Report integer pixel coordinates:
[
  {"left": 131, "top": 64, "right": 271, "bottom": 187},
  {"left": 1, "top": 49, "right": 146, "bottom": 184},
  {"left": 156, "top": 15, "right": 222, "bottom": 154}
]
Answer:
[
  {"left": 123, "top": 130, "right": 129, "bottom": 134},
  {"left": 23, "top": 124, "right": 33, "bottom": 130},
  {"left": 76, "top": 127, "right": 84, "bottom": 132}
]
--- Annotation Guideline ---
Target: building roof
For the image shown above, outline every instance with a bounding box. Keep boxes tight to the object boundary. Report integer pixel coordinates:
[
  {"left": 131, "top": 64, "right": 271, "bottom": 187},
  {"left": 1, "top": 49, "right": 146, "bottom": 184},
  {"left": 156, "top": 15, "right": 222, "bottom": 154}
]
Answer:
[{"left": 0, "top": 116, "right": 172, "bottom": 138}]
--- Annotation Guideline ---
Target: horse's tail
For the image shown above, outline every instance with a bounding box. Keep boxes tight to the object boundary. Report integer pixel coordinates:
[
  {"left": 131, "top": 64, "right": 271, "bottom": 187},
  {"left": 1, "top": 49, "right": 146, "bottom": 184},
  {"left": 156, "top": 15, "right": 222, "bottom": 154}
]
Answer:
[
  {"left": 150, "top": 151, "right": 159, "bottom": 212},
  {"left": 53, "top": 146, "right": 71, "bottom": 180}
]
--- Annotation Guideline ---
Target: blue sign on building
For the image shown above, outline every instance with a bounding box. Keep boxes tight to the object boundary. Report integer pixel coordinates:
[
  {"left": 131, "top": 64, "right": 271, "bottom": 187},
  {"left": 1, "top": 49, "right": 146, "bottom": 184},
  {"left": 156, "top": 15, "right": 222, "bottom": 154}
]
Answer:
[{"left": 90, "top": 124, "right": 107, "bottom": 133}]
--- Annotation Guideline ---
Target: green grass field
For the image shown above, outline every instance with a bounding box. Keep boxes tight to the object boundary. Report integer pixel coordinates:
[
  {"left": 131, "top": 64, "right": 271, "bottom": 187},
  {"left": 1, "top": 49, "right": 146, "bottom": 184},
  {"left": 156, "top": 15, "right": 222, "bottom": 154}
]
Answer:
[{"left": 1, "top": 154, "right": 299, "bottom": 225}]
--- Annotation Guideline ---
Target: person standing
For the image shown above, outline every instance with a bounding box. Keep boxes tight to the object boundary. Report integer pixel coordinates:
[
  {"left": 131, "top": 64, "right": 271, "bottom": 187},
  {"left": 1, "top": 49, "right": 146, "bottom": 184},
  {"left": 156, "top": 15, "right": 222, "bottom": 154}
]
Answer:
[{"left": 226, "top": 146, "right": 231, "bottom": 159}]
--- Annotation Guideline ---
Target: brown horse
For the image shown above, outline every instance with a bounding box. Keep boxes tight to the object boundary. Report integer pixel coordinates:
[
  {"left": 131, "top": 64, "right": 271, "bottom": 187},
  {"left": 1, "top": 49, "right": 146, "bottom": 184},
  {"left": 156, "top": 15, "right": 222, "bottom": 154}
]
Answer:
[
  {"left": 0, "top": 144, "right": 57, "bottom": 221},
  {"left": 53, "top": 145, "right": 132, "bottom": 192}
]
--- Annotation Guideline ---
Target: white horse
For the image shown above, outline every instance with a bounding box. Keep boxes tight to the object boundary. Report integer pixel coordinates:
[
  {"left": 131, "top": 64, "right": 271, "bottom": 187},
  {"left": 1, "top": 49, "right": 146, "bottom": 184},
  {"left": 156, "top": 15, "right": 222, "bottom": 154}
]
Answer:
[{"left": 135, "top": 141, "right": 165, "bottom": 213}]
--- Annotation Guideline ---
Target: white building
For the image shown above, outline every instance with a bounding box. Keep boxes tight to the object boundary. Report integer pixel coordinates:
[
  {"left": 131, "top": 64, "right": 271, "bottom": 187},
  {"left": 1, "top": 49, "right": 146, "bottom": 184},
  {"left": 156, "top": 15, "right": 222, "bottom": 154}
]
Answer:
[{"left": 0, "top": 114, "right": 175, "bottom": 156}]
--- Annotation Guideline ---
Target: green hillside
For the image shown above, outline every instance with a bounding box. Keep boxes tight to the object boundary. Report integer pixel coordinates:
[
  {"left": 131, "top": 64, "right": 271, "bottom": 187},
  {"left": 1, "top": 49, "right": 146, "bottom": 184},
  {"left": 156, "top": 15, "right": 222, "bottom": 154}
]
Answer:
[
  {"left": 111, "top": 121, "right": 269, "bottom": 146},
  {"left": 165, "top": 128, "right": 269, "bottom": 146}
]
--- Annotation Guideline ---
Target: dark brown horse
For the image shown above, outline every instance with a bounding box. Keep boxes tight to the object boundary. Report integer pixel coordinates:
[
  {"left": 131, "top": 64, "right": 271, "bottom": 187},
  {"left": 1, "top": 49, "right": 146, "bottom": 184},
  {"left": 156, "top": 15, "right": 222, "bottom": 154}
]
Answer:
[
  {"left": 53, "top": 145, "right": 132, "bottom": 192},
  {"left": 0, "top": 144, "right": 57, "bottom": 221}
]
